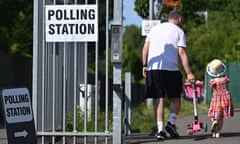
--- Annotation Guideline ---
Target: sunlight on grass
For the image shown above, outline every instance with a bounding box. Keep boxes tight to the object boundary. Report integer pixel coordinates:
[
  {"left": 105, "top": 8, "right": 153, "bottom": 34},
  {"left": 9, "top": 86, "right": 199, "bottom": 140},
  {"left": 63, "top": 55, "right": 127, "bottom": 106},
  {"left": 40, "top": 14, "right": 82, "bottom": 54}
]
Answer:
[{"left": 131, "top": 98, "right": 209, "bottom": 132}]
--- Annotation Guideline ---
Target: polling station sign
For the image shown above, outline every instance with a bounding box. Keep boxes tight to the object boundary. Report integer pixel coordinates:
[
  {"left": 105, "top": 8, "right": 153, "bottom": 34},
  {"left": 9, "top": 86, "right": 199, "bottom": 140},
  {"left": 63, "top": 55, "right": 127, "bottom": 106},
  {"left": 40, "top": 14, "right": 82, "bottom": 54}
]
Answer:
[
  {"left": 45, "top": 5, "right": 98, "bottom": 42},
  {"left": 1, "top": 88, "right": 37, "bottom": 144}
]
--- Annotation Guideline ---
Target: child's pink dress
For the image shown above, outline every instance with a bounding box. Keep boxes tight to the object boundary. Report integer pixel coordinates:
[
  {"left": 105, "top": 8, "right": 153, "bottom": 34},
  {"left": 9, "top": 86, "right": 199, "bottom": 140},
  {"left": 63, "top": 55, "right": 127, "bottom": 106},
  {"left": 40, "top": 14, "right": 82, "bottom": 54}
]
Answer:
[{"left": 208, "top": 76, "right": 234, "bottom": 120}]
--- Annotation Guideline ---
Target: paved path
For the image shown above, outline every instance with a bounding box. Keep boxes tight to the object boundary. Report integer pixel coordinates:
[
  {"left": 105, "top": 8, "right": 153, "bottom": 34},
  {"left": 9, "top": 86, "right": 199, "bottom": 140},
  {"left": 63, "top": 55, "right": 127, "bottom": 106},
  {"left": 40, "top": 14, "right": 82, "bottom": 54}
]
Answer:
[
  {"left": 123, "top": 108, "right": 240, "bottom": 144},
  {"left": 0, "top": 109, "right": 239, "bottom": 144},
  {"left": 0, "top": 127, "right": 7, "bottom": 144}
]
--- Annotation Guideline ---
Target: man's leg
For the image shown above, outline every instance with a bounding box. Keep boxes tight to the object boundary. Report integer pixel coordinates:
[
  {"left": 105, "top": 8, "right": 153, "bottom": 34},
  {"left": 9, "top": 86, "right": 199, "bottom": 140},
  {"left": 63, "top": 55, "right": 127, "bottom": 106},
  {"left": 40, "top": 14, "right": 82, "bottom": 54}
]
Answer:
[
  {"left": 166, "top": 98, "right": 181, "bottom": 137},
  {"left": 156, "top": 98, "right": 166, "bottom": 140},
  {"left": 156, "top": 98, "right": 164, "bottom": 130},
  {"left": 169, "top": 98, "right": 181, "bottom": 123}
]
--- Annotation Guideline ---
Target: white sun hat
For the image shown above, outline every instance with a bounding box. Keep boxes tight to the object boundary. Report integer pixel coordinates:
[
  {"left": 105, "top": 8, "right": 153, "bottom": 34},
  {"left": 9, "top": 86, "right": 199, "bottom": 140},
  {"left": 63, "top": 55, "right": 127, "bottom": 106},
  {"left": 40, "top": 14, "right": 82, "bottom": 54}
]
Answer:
[{"left": 206, "top": 59, "right": 226, "bottom": 77}]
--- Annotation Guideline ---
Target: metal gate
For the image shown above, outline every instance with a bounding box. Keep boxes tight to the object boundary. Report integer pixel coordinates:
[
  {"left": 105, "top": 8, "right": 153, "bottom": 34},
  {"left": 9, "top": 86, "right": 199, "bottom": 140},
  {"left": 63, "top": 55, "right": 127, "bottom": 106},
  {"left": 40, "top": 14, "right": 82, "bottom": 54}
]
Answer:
[{"left": 33, "top": 0, "right": 123, "bottom": 143}]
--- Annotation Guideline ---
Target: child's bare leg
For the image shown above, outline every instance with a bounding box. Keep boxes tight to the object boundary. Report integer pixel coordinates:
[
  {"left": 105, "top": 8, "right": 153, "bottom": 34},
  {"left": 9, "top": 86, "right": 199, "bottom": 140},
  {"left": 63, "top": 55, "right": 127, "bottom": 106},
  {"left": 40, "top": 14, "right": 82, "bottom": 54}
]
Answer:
[
  {"left": 210, "top": 119, "right": 217, "bottom": 132},
  {"left": 216, "top": 119, "right": 223, "bottom": 138},
  {"left": 210, "top": 119, "right": 218, "bottom": 137}
]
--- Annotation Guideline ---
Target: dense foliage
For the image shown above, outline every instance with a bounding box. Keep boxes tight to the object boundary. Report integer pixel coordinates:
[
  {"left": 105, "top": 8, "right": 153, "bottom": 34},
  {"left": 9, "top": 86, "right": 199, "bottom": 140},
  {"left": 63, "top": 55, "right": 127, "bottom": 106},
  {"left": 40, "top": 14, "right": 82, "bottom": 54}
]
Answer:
[
  {"left": 0, "top": 0, "right": 33, "bottom": 57},
  {"left": 131, "top": 0, "right": 240, "bottom": 81},
  {"left": 122, "top": 25, "right": 145, "bottom": 82}
]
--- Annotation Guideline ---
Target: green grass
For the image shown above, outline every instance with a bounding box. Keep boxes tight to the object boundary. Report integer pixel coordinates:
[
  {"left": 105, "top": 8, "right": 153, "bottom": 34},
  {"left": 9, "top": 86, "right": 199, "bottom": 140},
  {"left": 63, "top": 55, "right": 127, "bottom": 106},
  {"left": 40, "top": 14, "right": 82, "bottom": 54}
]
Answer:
[
  {"left": 131, "top": 98, "right": 209, "bottom": 132},
  {"left": 66, "top": 98, "right": 209, "bottom": 133}
]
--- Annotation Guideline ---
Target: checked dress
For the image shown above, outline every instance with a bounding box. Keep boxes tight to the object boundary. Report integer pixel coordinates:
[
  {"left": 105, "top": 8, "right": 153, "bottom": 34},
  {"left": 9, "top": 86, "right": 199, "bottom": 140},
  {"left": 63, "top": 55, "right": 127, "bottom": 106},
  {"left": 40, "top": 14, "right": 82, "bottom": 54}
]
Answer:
[{"left": 208, "top": 76, "right": 234, "bottom": 120}]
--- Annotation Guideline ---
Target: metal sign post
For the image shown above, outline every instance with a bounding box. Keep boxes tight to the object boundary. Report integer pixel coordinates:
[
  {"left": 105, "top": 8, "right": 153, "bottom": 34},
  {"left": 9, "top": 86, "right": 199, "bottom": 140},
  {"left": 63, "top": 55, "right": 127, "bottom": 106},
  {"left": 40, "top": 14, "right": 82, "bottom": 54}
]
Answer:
[{"left": 112, "top": 0, "right": 123, "bottom": 144}]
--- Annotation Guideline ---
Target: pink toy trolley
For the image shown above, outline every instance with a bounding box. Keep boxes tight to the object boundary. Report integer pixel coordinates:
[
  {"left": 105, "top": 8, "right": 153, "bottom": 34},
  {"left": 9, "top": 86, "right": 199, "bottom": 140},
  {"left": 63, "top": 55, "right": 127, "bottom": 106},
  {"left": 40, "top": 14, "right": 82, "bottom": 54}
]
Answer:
[
  {"left": 184, "top": 81, "right": 204, "bottom": 102},
  {"left": 184, "top": 81, "right": 207, "bottom": 135}
]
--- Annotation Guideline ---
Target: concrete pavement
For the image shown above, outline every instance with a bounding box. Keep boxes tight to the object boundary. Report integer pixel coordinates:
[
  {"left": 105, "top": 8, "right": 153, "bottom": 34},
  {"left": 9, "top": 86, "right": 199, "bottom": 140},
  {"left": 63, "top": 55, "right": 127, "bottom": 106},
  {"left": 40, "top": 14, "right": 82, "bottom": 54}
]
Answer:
[
  {"left": 123, "top": 108, "right": 240, "bottom": 144},
  {"left": 0, "top": 126, "right": 7, "bottom": 144}
]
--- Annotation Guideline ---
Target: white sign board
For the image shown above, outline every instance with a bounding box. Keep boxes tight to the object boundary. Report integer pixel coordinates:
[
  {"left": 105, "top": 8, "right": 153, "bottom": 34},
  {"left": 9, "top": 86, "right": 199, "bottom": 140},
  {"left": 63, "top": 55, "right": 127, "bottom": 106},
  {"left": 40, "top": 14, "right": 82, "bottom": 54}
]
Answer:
[
  {"left": 2, "top": 88, "right": 33, "bottom": 123},
  {"left": 1, "top": 87, "right": 37, "bottom": 144},
  {"left": 141, "top": 20, "right": 161, "bottom": 36},
  {"left": 45, "top": 5, "right": 98, "bottom": 42}
]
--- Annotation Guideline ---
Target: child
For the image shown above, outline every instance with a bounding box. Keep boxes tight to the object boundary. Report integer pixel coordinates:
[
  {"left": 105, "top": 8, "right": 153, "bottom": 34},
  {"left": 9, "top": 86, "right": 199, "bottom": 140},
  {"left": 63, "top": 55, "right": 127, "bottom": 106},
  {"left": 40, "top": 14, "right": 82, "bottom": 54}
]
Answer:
[{"left": 206, "top": 59, "right": 234, "bottom": 138}]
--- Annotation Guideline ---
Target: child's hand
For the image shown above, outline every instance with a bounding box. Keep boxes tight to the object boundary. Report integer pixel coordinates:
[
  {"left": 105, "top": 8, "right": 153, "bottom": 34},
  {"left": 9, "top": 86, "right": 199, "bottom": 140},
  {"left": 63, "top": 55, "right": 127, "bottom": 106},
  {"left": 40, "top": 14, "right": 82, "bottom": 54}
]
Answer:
[{"left": 209, "top": 80, "right": 216, "bottom": 89}]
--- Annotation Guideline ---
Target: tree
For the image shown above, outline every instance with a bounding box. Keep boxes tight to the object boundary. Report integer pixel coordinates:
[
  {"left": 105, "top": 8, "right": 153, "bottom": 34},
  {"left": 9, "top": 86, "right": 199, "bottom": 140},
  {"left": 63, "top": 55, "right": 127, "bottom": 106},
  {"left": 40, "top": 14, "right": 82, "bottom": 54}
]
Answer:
[
  {"left": 122, "top": 25, "right": 145, "bottom": 82},
  {"left": 133, "top": 0, "right": 208, "bottom": 79},
  {"left": 133, "top": 0, "right": 240, "bottom": 80},
  {"left": 0, "top": 0, "right": 33, "bottom": 57},
  {"left": 134, "top": 0, "right": 149, "bottom": 19}
]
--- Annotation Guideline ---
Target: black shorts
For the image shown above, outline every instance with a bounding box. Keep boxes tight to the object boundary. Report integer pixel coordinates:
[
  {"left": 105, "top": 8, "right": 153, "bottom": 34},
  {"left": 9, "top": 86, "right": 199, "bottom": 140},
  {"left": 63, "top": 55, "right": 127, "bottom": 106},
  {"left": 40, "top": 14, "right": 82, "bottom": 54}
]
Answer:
[{"left": 145, "top": 70, "right": 183, "bottom": 99}]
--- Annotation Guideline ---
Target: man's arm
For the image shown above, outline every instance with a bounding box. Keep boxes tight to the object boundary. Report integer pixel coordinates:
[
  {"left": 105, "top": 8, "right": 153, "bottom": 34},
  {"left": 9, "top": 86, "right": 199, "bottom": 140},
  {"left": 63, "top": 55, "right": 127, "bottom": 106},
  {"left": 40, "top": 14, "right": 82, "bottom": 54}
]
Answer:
[
  {"left": 178, "top": 47, "right": 195, "bottom": 82},
  {"left": 142, "top": 41, "right": 149, "bottom": 77}
]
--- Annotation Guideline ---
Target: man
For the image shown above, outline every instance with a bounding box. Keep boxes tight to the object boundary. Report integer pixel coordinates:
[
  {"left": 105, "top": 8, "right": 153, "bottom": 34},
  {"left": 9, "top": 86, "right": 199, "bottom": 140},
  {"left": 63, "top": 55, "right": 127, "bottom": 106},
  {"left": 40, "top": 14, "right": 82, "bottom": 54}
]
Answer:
[{"left": 142, "top": 9, "right": 195, "bottom": 140}]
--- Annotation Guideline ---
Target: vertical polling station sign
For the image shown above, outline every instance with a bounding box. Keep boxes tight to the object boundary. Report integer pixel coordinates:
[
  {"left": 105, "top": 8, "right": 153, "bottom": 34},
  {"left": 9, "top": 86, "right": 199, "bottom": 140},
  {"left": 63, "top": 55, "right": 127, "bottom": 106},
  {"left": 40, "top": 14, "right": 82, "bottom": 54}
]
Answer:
[
  {"left": 45, "top": 5, "right": 98, "bottom": 42},
  {"left": 1, "top": 88, "right": 37, "bottom": 144}
]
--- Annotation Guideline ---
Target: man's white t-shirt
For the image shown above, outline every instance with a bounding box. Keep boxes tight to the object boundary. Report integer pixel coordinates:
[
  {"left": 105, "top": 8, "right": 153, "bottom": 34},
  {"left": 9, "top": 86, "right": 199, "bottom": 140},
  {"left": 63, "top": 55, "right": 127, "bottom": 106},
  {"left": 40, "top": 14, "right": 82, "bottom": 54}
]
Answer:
[{"left": 145, "top": 22, "right": 186, "bottom": 71}]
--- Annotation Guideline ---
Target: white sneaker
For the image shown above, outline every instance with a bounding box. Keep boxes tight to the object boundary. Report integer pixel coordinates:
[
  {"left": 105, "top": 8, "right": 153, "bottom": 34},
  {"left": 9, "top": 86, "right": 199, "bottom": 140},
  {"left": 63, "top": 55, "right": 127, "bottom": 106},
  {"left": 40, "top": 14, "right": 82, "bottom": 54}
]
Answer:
[
  {"left": 215, "top": 132, "right": 220, "bottom": 138},
  {"left": 212, "top": 132, "right": 216, "bottom": 138}
]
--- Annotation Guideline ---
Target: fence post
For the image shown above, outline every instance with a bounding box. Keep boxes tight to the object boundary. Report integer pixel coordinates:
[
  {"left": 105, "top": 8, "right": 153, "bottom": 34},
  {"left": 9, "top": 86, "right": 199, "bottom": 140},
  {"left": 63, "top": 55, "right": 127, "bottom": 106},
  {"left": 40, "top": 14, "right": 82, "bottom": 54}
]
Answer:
[
  {"left": 112, "top": 0, "right": 123, "bottom": 143},
  {"left": 125, "top": 72, "right": 131, "bottom": 136}
]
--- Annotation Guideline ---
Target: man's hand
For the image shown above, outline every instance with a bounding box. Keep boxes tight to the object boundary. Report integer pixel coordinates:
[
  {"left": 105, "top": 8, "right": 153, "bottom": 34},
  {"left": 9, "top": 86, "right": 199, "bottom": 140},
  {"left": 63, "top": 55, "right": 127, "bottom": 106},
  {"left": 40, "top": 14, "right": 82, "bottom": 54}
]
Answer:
[
  {"left": 187, "top": 73, "right": 195, "bottom": 83},
  {"left": 142, "top": 67, "right": 147, "bottom": 78}
]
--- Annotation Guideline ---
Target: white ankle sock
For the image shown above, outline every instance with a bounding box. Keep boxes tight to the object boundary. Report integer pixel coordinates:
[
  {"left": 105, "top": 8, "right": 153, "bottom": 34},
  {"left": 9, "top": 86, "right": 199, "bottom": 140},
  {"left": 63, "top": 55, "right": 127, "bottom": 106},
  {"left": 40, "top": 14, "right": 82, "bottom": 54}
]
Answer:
[
  {"left": 169, "top": 113, "right": 177, "bottom": 125},
  {"left": 157, "top": 121, "right": 164, "bottom": 133}
]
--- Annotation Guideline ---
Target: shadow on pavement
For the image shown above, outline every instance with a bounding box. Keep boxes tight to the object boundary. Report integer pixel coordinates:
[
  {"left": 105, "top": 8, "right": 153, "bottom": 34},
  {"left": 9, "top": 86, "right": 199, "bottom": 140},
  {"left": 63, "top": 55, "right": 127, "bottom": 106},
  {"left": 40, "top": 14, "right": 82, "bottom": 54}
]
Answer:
[
  {"left": 221, "top": 132, "right": 240, "bottom": 137},
  {"left": 124, "top": 131, "right": 240, "bottom": 144}
]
